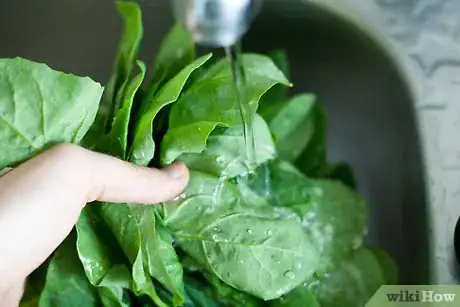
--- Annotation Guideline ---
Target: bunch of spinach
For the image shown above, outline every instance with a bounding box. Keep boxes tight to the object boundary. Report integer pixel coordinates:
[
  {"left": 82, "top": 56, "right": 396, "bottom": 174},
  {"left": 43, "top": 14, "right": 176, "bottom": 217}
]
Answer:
[{"left": 1, "top": 1, "right": 398, "bottom": 306}]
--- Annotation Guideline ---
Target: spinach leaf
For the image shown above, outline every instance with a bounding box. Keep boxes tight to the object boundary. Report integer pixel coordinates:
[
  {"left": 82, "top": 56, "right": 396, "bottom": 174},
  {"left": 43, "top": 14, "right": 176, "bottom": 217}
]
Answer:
[
  {"left": 160, "top": 54, "right": 291, "bottom": 165},
  {"left": 0, "top": 57, "right": 103, "bottom": 169},
  {"left": 200, "top": 273, "right": 262, "bottom": 307},
  {"left": 75, "top": 206, "right": 132, "bottom": 305},
  {"left": 369, "top": 247, "right": 398, "bottom": 285},
  {"left": 97, "top": 204, "right": 139, "bottom": 264},
  {"left": 20, "top": 262, "right": 48, "bottom": 307},
  {"left": 272, "top": 247, "right": 385, "bottom": 307},
  {"left": 98, "top": 61, "right": 146, "bottom": 159},
  {"left": 184, "top": 281, "right": 219, "bottom": 307},
  {"left": 200, "top": 213, "right": 319, "bottom": 300},
  {"left": 129, "top": 54, "right": 212, "bottom": 165},
  {"left": 84, "top": 1, "right": 142, "bottom": 146},
  {"left": 258, "top": 50, "right": 290, "bottom": 109},
  {"left": 269, "top": 285, "right": 320, "bottom": 307},
  {"left": 266, "top": 94, "right": 317, "bottom": 162},
  {"left": 249, "top": 160, "right": 367, "bottom": 275},
  {"left": 180, "top": 114, "right": 276, "bottom": 178},
  {"left": 308, "top": 247, "right": 385, "bottom": 307},
  {"left": 39, "top": 232, "right": 100, "bottom": 307},
  {"left": 95, "top": 203, "right": 186, "bottom": 306},
  {"left": 78, "top": 203, "right": 168, "bottom": 307},
  {"left": 322, "top": 162, "right": 357, "bottom": 190},
  {"left": 97, "top": 287, "right": 131, "bottom": 307},
  {"left": 268, "top": 50, "right": 290, "bottom": 81},
  {"left": 292, "top": 105, "right": 328, "bottom": 176},
  {"left": 165, "top": 171, "right": 319, "bottom": 300},
  {"left": 133, "top": 206, "right": 185, "bottom": 306},
  {"left": 76, "top": 207, "right": 123, "bottom": 286},
  {"left": 132, "top": 247, "right": 167, "bottom": 307},
  {"left": 289, "top": 178, "right": 367, "bottom": 275},
  {"left": 146, "top": 24, "right": 196, "bottom": 98},
  {"left": 164, "top": 172, "right": 273, "bottom": 236},
  {"left": 97, "top": 266, "right": 132, "bottom": 307}
]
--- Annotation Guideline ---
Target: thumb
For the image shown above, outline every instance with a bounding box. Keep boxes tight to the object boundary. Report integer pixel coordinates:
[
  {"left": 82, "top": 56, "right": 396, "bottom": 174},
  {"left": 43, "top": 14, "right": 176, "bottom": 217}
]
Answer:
[{"left": 84, "top": 149, "right": 190, "bottom": 204}]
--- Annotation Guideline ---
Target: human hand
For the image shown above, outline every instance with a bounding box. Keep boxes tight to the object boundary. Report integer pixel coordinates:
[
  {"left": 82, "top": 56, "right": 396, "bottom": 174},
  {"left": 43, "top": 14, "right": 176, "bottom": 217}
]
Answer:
[{"left": 0, "top": 144, "right": 189, "bottom": 306}]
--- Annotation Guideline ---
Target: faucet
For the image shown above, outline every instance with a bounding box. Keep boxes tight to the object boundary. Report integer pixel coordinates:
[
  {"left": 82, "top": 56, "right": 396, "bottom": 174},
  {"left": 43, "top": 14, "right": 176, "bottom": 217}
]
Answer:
[{"left": 171, "top": 0, "right": 263, "bottom": 48}]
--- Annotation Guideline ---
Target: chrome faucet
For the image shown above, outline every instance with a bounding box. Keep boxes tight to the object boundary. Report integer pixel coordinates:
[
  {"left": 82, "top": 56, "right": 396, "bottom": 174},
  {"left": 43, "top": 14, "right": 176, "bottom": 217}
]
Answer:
[{"left": 171, "top": 0, "right": 263, "bottom": 47}]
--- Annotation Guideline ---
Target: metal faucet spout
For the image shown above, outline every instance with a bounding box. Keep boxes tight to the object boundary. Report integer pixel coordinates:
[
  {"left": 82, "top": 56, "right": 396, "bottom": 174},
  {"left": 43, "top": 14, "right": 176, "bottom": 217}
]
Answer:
[{"left": 172, "top": 0, "right": 262, "bottom": 48}]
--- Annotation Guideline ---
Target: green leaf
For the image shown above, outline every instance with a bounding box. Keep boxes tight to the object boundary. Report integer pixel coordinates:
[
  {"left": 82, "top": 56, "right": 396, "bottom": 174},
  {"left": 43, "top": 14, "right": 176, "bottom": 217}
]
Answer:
[
  {"left": 369, "top": 247, "right": 398, "bottom": 285},
  {"left": 294, "top": 105, "right": 328, "bottom": 176},
  {"left": 96, "top": 203, "right": 185, "bottom": 306},
  {"left": 290, "top": 179, "right": 367, "bottom": 275},
  {"left": 267, "top": 94, "right": 317, "bottom": 162},
  {"left": 201, "top": 273, "right": 263, "bottom": 307},
  {"left": 268, "top": 50, "right": 290, "bottom": 80},
  {"left": 259, "top": 50, "right": 290, "bottom": 108},
  {"left": 147, "top": 23, "right": 196, "bottom": 98},
  {"left": 97, "top": 266, "right": 132, "bottom": 307},
  {"left": 165, "top": 171, "right": 317, "bottom": 300},
  {"left": 75, "top": 206, "right": 132, "bottom": 306},
  {"left": 39, "top": 233, "right": 99, "bottom": 307},
  {"left": 322, "top": 162, "right": 357, "bottom": 190},
  {"left": 20, "top": 263, "right": 48, "bottom": 307},
  {"left": 132, "top": 249, "right": 167, "bottom": 307},
  {"left": 269, "top": 285, "right": 320, "bottom": 307},
  {"left": 250, "top": 160, "right": 367, "bottom": 275},
  {"left": 308, "top": 248, "right": 385, "bottom": 307},
  {"left": 161, "top": 54, "right": 291, "bottom": 164},
  {"left": 84, "top": 1, "right": 142, "bottom": 145},
  {"left": 133, "top": 206, "right": 185, "bottom": 306},
  {"left": 0, "top": 57, "right": 103, "bottom": 169},
  {"left": 98, "top": 61, "right": 146, "bottom": 159},
  {"left": 97, "top": 203, "right": 140, "bottom": 263},
  {"left": 200, "top": 213, "right": 319, "bottom": 300},
  {"left": 164, "top": 172, "right": 273, "bottom": 236},
  {"left": 97, "top": 287, "right": 131, "bottom": 307},
  {"left": 129, "top": 54, "right": 213, "bottom": 165},
  {"left": 76, "top": 206, "right": 127, "bottom": 286},
  {"left": 184, "top": 281, "right": 219, "bottom": 307},
  {"left": 180, "top": 114, "right": 276, "bottom": 178}
]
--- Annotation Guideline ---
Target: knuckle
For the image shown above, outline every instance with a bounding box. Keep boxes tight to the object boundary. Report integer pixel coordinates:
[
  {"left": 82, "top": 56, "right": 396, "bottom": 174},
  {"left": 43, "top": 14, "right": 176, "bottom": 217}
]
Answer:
[
  {"left": 49, "top": 143, "right": 81, "bottom": 158},
  {"left": 47, "top": 143, "right": 89, "bottom": 171}
]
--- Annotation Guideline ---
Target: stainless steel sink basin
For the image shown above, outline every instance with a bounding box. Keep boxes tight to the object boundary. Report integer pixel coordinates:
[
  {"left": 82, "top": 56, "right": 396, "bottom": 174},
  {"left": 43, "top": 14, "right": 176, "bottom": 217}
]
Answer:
[{"left": 0, "top": 0, "right": 431, "bottom": 284}]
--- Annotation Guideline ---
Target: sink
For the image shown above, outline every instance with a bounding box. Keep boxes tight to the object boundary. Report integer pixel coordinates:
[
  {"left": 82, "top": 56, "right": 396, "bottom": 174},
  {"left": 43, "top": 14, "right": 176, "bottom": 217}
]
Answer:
[
  {"left": 242, "top": 0, "right": 429, "bottom": 284},
  {"left": 0, "top": 0, "right": 429, "bottom": 284}
]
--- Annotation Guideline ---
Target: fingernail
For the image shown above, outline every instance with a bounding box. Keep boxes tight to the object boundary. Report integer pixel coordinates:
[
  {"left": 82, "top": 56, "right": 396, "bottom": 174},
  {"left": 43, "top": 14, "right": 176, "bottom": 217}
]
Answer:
[{"left": 164, "top": 162, "right": 186, "bottom": 179}]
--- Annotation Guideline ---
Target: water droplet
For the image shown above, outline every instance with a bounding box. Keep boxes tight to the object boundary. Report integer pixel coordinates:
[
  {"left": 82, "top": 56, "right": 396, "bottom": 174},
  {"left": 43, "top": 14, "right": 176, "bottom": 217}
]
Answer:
[
  {"left": 246, "top": 228, "right": 252, "bottom": 234},
  {"left": 226, "top": 272, "right": 232, "bottom": 277},
  {"left": 127, "top": 214, "right": 133, "bottom": 219},
  {"left": 238, "top": 260, "right": 244, "bottom": 264},
  {"left": 213, "top": 227, "right": 220, "bottom": 232},
  {"left": 211, "top": 234, "right": 219, "bottom": 242},
  {"left": 297, "top": 263, "right": 303, "bottom": 269},
  {"left": 284, "top": 270, "right": 296, "bottom": 280},
  {"left": 216, "top": 156, "right": 225, "bottom": 163},
  {"left": 267, "top": 229, "right": 273, "bottom": 236},
  {"left": 277, "top": 261, "right": 281, "bottom": 264}
]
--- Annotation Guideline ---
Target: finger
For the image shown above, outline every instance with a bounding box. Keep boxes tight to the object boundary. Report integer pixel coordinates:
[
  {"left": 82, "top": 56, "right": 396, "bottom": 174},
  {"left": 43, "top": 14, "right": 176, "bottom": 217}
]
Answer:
[
  {"left": 85, "top": 152, "right": 190, "bottom": 204},
  {"left": 45, "top": 144, "right": 190, "bottom": 205}
]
